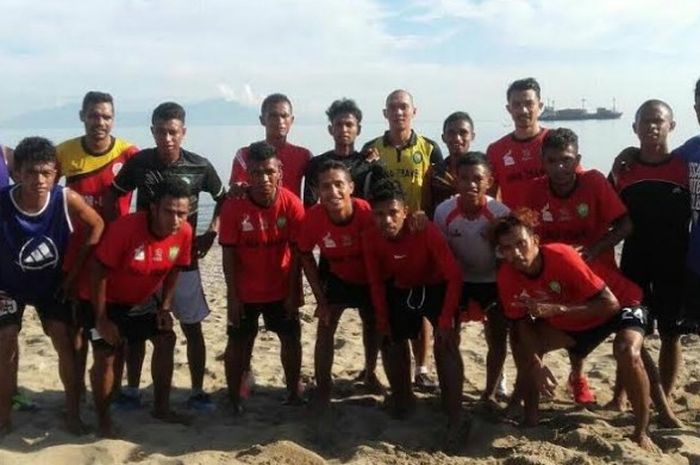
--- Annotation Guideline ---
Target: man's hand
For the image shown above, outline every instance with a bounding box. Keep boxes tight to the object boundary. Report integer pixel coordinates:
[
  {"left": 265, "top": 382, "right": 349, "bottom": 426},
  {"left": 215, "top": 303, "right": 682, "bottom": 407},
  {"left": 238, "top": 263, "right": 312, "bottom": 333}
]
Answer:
[
  {"left": 157, "top": 308, "right": 173, "bottom": 331},
  {"left": 610, "top": 146, "right": 639, "bottom": 179},
  {"left": 536, "top": 362, "right": 558, "bottom": 397},
  {"left": 196, "top": 230, "right": 217, "bottom": 258},
  {"left": 408, "top": 210, "right": 429, "bottom": 232},
  {"left": 228, "top": 182, "right": 249, "bottom": 199},
  {"left": 364, "top": 147, "right": 380, "bottom": 163},
  {"left": 96, "top": 315, "right": 120, "bottom": 346},
  {"left": 528, "top": 302, "right": 565, "bottom": 319}
]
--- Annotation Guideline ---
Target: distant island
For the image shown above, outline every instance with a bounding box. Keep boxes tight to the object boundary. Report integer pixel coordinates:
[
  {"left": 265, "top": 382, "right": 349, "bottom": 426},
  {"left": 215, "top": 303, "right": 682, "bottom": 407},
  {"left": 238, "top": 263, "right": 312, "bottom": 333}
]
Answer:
[{"left": 0, "top": 98, "right": 261, "bottom": 129}]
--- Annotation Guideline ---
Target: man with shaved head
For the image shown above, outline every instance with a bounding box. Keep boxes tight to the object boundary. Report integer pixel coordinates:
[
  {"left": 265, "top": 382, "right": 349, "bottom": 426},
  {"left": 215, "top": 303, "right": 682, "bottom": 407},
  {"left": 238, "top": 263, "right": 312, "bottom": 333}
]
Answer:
[{"left": 362, "top": 89, "right": 443, "bottom": 390}]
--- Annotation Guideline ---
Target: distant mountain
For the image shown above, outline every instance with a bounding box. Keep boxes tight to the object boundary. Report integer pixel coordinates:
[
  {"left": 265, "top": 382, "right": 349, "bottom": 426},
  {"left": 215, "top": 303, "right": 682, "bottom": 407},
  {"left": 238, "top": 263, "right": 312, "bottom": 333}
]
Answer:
[{"left": 0, "top": 99, "right": 260, "bottom": 129}]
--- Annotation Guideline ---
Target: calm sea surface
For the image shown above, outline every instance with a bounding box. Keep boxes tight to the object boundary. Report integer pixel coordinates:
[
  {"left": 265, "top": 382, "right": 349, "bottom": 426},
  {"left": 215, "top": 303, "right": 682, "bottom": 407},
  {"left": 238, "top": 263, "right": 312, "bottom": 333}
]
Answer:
[{"left": 2, "top": 115, "right": 698, "bottom": 231}]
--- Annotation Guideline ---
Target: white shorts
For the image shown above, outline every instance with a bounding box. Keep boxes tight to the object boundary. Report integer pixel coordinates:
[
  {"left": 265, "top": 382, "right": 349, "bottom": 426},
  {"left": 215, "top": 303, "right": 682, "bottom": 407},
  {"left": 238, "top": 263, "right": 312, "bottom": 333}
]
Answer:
[{"left": 172, "top": 269, "right": 210, "bottom": 324}]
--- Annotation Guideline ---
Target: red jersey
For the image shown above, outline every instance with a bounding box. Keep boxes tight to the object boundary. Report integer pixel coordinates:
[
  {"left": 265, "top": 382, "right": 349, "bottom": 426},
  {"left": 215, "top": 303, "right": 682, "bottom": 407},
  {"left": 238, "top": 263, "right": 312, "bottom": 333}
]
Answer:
[
  {"left": 219, "top": 187, "right": 304, "bottom": 303},
  {"left": 79, "top": 212, "right": 192, "bottom": 305},
  {"left": 486, "top": 129, "right": 548, "bottom": 208},
  {"left": 230, "top": 142, "right": 312, "bottom": 198},
  {"left": 498, "top": 243, "right": 610, "bottom": 332},
  {"left": 588, "top": 260, "right": 643, "bottom": 308},
  {"left": 523, "top": 170, "right": 627, "bottom": 269},
  {"left": 362, "top": 221, "right": 462, "bottom": 330},
  {"left": 298, "top": 198, "right": 373, "bottom": 284}
]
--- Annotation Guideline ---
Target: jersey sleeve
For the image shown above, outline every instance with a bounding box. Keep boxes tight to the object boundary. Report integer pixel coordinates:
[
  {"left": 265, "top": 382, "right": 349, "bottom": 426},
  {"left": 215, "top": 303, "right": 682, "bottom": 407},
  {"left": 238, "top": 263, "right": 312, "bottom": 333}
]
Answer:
[
  {"left": 297, "top": 208, "right": 318, "bottom": 253},
  {"left": 286, "top": 193, "right": 306, "bottom": 244},
  {"left": 175, "top": 223, "right": 193, "bottom": 267},
  {"left": 589, "top": 170, "right": 626, "bottom": 225},
  {"left": 556, "top": 246, "right": 606, "bottom": 301},
  {"left": 218, "top": 199, "right": 240, "bottom": 246},
  {"left": 428, "top": 139, "right": 444, "bottom": 164},
  {"left": 229, "top": 148, "right": 248, "bottom": 185},
  {"left": 426, "top": 224, "right": 462, "bottom": 329},
  {"left": 486, "top": 142, "right": 502, "bottom": 186},
  {"left": 112, "top": 155, "right": 139, "bottom": 194},
  {"left": 362, "top": 229, "right": 389, "bottom": 333},
  {"left": 203, "top": 160, "right": 225, "bottom": 201}
]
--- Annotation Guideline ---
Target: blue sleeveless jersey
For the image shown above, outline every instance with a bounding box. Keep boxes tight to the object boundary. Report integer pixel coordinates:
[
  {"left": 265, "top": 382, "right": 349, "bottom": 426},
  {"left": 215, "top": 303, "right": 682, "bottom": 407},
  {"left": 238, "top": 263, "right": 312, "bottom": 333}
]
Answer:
[
  {"left": 0, "top": 147, "right": 9, "bottom": 188},
  {"left": 0, "top": 185, "right": 73, "bottom": 300}
]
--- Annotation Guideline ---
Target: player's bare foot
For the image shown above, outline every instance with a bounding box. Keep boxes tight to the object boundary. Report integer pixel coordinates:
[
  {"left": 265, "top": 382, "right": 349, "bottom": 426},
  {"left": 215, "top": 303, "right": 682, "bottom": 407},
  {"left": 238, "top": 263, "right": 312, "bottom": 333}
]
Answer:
[
  {"left": 632, "top": 433, "right": 660, "bottom": 453},
  {"left": 658, "top": 412, "right": 684, "bottom": 429},
  {"left": 603, "top": 396, "right": 628, "bottom": 412}
]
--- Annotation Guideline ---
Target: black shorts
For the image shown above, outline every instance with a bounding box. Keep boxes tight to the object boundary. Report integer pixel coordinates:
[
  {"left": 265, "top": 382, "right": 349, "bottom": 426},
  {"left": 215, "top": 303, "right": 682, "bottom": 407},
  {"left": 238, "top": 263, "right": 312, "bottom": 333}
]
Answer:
[
  {"left": 82, "top": 300, "right": 164, "bottom": 351},
  {"left": 227, "top": 301, "right": 301, "bottom": 338},
  {"left": 566, "top": 306, "right": 648, "bottom": 358},
  {"left": 681, "top": 268, "right": 700, "bottom": 333},
  {"left": 319, "top": 258, "right": 374, "bottom": 322},
  {"left": 386, "top": 281, "right": 445, "bottom": 341},
  {"left": 0, "top": 295, "right": 71, "bottom": 331},
  {"left": 459, "top": 282, "right": 505, "bottom": 321},
  {"left": 621, "top": 255, "right": 685, "bottom": 336}
]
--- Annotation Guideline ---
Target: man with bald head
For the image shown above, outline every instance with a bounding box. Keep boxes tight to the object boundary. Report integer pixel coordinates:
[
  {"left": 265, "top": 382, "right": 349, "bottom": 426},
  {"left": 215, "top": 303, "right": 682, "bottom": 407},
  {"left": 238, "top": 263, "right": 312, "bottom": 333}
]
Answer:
[{"left": 362, "top": 89, "right": 443, "bottom": 390}]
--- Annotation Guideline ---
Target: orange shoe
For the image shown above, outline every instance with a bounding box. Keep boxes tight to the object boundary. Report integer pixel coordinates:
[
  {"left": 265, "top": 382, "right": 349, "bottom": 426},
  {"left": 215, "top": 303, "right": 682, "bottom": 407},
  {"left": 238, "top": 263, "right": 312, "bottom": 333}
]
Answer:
[{"left": 568, "top": 374, "right": 596, "bottom": 404}]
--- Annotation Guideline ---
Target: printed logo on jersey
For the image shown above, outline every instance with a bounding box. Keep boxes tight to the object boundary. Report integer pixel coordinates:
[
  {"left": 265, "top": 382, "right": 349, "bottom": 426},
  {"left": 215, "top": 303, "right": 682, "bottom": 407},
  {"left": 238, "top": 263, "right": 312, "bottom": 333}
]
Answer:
[
  {"left": 133, "top": 244, "right": 146, "bottom": 261},
  {"left": 503, "top": 151, "right": 515, "bottom": 167},
  {"left": 153, "top": 248, "right": 163, "bottom": 262},
  {"left": 541, "top": 204, "right": 553, "bottom": 222},
  {"left": 412, "top": 152, "right": 423, "bottom": 165},
  {"left": 180, "top": 176, "right": 192, "bottom": 185},
  {"left": 17, "top": 236, "right": 60, "bottom": 271},
  {"left": 112, "top": 162, "right": 124, "bottom": 176},
  {"left": 276, "top": 216, "right": 287, "bottom": 229},
  {"left": 321, "top": 232, "right": 336, "bottom": 249},
  {"left": 548, "top": 281, "right": 562, "bottom": 294},
  {"left": 168, "top": 246, "right": 180, "bottom": 261},
  {"left": 576, "top": 203, "right": 589, "bottom": 218},
  {"left": 393, "top": 254, "right": 407, "bottom": 260},
  {"left": 241, "top": 214, "right": 254, "bottom": 232}
]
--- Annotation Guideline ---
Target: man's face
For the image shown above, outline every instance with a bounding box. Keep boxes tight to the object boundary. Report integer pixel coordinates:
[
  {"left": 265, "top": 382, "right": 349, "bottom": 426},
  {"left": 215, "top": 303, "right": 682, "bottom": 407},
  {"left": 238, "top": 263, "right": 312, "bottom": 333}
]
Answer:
[
  {"left": 318, "top": 168, "right": 354, "bottom": 214},
  {"left": 383, "top": 92, "right": 416, "bottom": 132},
  {"left": 151, "top": 118, "right": 186, "bottom": 159},
  {"left": 18, "top": 161, "right": 57, "bottom": 196},
  {"left": 442, "top": 119, "right": 474, "bottom": 157},
  {"left": 328, "top": 112, "right": 360, "bottom": 147},
  {"left": 150, "top": 195, "right": 190, "bottom": 237},
  {"left": 634, "top": 104, "right": 675, "bottom": 146},
  {"left": 456, "top": 163, "right": 490, "bottom": 202},
  {"left": 247, "top": 158, "right": 282, "bottom": 198},
  {"left": 497, "top": 226, "right": 539, "bottom": 273},
  {"left": 372, "top": 198, "right": 407, "bottom": 239},
  {"left": 542, "top": 144, "right": 580, "bottom": 189},
  {"left": 80, "top": 102, "right": 114, "bottom": 143},
  {"left": 506, "top": 89, "right": 542, "bottom": 130},
  {"left": 694, "top": 95, "right": 700, "bottom": 127},
  {"left": 261, "top": 102, "right": 294, "bottom": 140}
]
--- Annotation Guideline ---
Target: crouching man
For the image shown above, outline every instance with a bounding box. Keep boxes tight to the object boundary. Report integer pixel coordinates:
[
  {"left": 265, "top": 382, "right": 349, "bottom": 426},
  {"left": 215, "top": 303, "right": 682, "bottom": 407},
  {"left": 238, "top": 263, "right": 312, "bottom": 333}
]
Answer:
[{"left": 492, "top": 209, "right": 655, "bottom": 450}]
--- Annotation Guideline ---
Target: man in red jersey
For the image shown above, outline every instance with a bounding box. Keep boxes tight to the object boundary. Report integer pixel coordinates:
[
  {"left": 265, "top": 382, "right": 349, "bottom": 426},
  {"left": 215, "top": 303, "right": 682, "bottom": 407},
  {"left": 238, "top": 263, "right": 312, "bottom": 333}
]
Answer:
[
  {"left": 487, "top": 78, "right": 548, "bottom": 208},
  {"left": 299, "top": 161, "right": 382, "bottom": 411},
  {"left": 86, "top": 176, "right": 192, "bottom": 437},
  {"left": 57, "top": 91, "right": 139, "bottom": 401},
  {"left": 491, "top": 210, "right": 655, "bottom": 450},
  {"left": 611, "top": 100, "right": 690, "bottom": 401},
  {"left": 220, "top": 142, "right": 305, "bottom": 412},
  {"left": 230, "top": 93, "right": 311, "bottom": 198},
  {"left": 363, "top": 178, "right": 463, "bottom": 445}
]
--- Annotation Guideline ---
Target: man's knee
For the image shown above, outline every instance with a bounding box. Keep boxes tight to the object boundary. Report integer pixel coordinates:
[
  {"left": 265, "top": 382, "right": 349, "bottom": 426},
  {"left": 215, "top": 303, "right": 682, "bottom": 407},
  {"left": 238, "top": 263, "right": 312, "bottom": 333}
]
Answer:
[
  {"left": 614, "top": 331, "right": 643, "bottom": 366},
  {"left": 153, "top": 331, "right": 176, "bottom": 350},
  {"left": 0, "top": 326, "right": 19, "bottom": 361}
]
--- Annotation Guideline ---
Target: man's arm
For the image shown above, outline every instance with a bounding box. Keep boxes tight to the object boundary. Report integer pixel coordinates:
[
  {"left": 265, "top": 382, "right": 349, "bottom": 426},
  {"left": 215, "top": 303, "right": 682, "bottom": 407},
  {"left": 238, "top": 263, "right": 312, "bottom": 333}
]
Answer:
[
  {"left": 528, "top": 286, "right": 620, "bottom": 322},
  {"left": 581, "top": 214, "right": 633, "bottom": 262},
  {"left": 90, "top": 259, "right": 119, "bottom": 346},
  {"left": 284, "top": 245, "right": 301, "bottom": 316},
  {"left": 157, "top": 267, "right": 181, "bottom": 330},
  {"left": 222, "top": 245, "right": 243, "bottom": 327},
  {"left": 63, "top": 189, "right": 105, "bottom": 296}
]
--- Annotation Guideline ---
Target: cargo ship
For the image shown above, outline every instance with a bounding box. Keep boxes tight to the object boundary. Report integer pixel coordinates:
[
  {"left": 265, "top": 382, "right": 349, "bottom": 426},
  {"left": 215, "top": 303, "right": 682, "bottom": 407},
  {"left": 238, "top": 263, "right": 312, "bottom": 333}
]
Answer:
[{"left": 539, "top": 99, "right": 622, "bottom": 121}]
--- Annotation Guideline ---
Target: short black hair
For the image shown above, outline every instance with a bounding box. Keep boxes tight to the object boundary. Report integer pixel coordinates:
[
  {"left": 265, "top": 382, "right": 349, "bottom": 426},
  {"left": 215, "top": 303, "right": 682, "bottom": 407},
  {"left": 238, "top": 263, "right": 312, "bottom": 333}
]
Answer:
[
  {"left": 316, "top": 160, "right": 351, "bottom": 183},
  {"left": 456, "top": 151, "right": 490, "bottom": 172},
  {"left": 488, "top": 208, "right": 539, "bottom": 248},
  {"left": 82, "top": 91, "right": 113, "bottom": 112},
  {"left": 14, "top": 137, "right": 57, "bottom": 171},
  {"left": 326, "top": 98, "right": 362, "bottom": 123},
  {"left": 507, "top": 78, "right": 541, "bottom": 101},
  {"left": 442, "top": 111, "right": 474, "bottom": 133},
  {"left": 261, "top": 93, "right": 292, "bottom": 116},
  {"left": 151, "top": 175, "right": 191, "bottom": 203},
  {"left": 542, "top": 128, "right": 579, "bottom": 155},
  {"left": 247, "top": 141, "right": 277, "bottom": 164},
  {"left": 635, "top": 99, "right": 674, "bottom": 121},
  {"left": 695, "top": 78, "right": 700, "bottom": 102},
  {"left": 368, "top": 178, "right": 405, "bottom": 207},
  {"left": 152, "top": 102, "right": 186, "bottom": 125}
]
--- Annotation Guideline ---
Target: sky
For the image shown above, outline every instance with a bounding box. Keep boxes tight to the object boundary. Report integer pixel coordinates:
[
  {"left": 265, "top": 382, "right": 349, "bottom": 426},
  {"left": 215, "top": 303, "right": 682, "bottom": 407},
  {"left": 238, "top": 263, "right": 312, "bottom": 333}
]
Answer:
[{"left": 1, "top": 0, "right": 699, "bottom": 128}]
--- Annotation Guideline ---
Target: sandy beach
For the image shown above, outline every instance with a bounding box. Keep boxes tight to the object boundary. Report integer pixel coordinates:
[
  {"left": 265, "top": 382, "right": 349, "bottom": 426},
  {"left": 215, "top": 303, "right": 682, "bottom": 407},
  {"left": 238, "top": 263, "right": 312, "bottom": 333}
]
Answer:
[{"left": 1, "top": 244, "right": 700, "bottom": 465}]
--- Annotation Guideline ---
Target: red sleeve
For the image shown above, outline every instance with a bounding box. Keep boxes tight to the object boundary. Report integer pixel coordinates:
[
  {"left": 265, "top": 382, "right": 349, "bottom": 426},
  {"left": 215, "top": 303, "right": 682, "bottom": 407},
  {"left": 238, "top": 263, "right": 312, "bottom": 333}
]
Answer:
[
  {"left": 285, "top": 192, "right": 305, "bottom": 244},
  {"left": 591, "top": 171, "right": 627, "bottom": 224},
  {"left": 95, "top": 219, "right": 129, "bottom": 269},
  {"left": 229, "top": 148, "right": 248, "bottom": 185},
  {"left": 218, "top": 198, "right": 239, "bottom": 246},
  {"left": 362, "top": 229, "right": 389, "bottom": 333},
  {"left": 497, "top": 266, "right": 526, "bottom": 320},
  {"left": 426, "top": 224, "right": 462, "bottom": 329},
  {"left": 556, "top": 246, "right": 606, "bottom": 301},
  {"left": 297, "top": 208, "right": 319, "bottom": 253},
  {"left": 175, "top": 223, "right": 193, "bottom": 267},
  {"left": 486, "top": 142, "right": 502, "bottom": 185}
]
